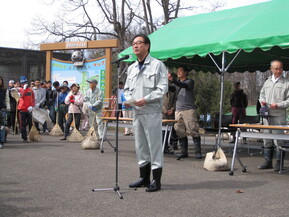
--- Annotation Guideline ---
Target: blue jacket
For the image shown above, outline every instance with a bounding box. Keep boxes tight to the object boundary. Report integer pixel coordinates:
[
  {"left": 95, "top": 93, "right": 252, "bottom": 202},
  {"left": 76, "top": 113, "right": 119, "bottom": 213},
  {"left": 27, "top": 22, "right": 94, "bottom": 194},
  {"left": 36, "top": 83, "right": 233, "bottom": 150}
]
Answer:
[
  {"left": 59, "top": 91, "right": 68, "bottom": 105},
  {"left": 121, "top": 93, "right": 132, "bottom": 110}
]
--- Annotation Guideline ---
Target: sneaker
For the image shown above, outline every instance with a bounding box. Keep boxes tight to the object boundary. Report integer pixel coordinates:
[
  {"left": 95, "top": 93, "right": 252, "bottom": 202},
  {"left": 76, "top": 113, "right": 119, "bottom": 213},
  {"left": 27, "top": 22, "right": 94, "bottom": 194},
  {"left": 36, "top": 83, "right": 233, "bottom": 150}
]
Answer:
[
  {"left": 23, "top": 140, "right": 29, "bottom": 143},
  {"left": 0, "top": 143, "right": 4, "bottom": 149},
  {"left": 60, "top": 137, "right": 67, "bottom": 141},
  {"left": 44, "top": 130, "right": 50, "bottom": 135}
]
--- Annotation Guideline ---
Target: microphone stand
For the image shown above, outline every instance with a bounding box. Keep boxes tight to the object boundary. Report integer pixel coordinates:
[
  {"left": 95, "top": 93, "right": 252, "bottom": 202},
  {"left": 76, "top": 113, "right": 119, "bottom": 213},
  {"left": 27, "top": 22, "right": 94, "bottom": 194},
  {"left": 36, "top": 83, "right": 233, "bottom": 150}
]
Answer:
[{"left": 92, "top": 60, "right": 123, "bottom": 199}]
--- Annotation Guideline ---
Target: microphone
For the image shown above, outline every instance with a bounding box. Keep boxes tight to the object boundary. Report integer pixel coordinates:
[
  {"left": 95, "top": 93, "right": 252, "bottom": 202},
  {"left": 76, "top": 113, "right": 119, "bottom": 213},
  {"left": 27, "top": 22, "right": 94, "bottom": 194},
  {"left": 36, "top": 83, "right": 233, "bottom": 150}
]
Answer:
[{"left": 111, "top": 55, "right": 130, "bottom": 64}]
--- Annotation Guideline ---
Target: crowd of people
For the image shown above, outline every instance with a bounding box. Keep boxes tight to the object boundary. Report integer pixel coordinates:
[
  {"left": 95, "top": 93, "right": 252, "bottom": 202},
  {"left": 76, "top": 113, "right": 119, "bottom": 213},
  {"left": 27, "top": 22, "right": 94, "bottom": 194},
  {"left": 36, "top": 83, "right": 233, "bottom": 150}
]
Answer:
[
  {"left": 0, "top": 33, "right": 287, "bottom": 193},
  {"left": 0, "top": 75, "right": 107, "bottom": 148}
]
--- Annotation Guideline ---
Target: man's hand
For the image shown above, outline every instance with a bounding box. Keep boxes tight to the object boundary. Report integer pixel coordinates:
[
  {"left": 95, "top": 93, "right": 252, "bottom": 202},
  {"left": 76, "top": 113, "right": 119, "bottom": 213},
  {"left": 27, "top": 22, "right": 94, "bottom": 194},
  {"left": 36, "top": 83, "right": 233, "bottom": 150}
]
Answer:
[
  {"left": 123, "top": 103, "right": 131, "bottom": 108},
  {"left": 168, "top": 73, "right": 173, "bottom": 81},
  {"left": 167, "top": 110, "right": 174, "bottom": 116},
  {"left": 89, "top": 106, "right": 97, "bottom": 111},
  {"left": 261, "top": 101, "right": 266, "bottom": 106},
  {"left": 27, "top": 106, "right": 33, "bottom": 113},
  {"left": 135, "top": 98, "right": 147, "bottom": 107},
  {"left": 270, "top": 103, "right": 278, "bottom": 109}
]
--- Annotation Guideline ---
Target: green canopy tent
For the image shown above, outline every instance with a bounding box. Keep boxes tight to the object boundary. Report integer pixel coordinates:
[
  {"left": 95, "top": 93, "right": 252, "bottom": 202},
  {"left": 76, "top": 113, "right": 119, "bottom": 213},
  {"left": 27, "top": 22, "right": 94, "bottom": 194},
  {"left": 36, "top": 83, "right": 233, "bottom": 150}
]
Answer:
[{"left": 119, "top": 0, "right": 289, "bottom": 146}]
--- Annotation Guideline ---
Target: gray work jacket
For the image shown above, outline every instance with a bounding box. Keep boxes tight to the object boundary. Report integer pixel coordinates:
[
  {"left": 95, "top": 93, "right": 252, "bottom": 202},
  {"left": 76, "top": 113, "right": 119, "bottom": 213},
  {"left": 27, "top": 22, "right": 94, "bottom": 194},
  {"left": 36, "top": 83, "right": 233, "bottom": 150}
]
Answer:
[
  {"left": 124, "top": 54, "right": 168, "bottom": 115},
  {"left": 259, "top": 76, "right": 289, "bottom": 117},
  {"left": 84, "top": 87, "right": 103, "bottom": 113}
]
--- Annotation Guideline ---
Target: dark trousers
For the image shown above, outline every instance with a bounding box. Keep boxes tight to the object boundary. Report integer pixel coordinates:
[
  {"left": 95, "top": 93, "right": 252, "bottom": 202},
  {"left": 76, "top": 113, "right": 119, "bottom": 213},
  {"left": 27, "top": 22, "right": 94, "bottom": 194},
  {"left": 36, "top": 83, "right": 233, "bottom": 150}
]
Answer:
[
  {"left": 232, "top": 107, "right": 246, "bottom": 124},
  {"left": 48, "top": 104, "right": 56, "bottom": 124},
  {"left": 20, "top": 111, "right": 32, "bottom": 141},
  {"left": 64, "top": 113, "right": 81, "bottom": 138},
  {"left": 7, "top": 111, "right": 16, "bottom": 130},
  {"left": 35, "top": 121, "right": 47, "bottom": 133},
  {"left": 58, "top": 104, "right": 68, "bottom": 132}
]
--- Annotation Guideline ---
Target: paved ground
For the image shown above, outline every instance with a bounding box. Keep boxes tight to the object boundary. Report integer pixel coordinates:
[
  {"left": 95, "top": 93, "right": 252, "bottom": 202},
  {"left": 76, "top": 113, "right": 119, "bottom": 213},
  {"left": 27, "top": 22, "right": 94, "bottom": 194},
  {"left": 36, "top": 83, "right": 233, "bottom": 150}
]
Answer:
[{"left": 1, "top": 130, "right": 289, "bottom": 217}]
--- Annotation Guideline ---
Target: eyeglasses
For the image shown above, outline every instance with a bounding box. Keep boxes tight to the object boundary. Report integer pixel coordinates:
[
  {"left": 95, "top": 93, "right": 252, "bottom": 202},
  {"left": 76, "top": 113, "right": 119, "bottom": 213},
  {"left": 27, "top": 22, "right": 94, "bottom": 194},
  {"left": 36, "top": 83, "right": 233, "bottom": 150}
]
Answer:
[{"left": 132, "top": 41, "right": 145, "bottom": 46}]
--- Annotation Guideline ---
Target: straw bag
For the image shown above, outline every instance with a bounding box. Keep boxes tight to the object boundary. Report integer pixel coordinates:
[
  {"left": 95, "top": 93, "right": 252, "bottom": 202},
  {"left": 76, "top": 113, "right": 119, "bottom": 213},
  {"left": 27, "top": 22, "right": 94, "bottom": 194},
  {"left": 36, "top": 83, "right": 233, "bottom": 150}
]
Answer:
[
  {"left": 204, "top": 147, "right": 229, "bottom": 171},
  {"left": 82, "top": 131, "right": 100, "bottom": 149}
]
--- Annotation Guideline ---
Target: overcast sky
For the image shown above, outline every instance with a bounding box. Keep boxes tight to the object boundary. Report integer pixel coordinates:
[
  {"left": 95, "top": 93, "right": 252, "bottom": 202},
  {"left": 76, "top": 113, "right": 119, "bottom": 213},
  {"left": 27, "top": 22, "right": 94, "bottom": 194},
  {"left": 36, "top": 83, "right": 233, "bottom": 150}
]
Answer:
[{"left": 0, "top": 0, "right": 270, "bottom": 49}]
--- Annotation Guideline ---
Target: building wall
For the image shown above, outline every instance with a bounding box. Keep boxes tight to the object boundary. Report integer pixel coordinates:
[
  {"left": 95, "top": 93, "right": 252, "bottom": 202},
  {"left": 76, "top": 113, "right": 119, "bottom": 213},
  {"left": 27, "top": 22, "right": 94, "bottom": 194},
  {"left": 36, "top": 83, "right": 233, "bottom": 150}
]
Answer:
[{"left": 0, "top": 47, "right": 70, "bottom": 84}]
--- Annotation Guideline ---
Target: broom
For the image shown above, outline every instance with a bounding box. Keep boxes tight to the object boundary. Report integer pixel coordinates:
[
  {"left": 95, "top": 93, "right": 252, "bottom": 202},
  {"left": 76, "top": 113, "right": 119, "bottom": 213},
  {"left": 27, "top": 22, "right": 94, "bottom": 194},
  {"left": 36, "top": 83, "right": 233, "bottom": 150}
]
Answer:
[
  {"left": 10, "top": 89, "right": 20, "bottom": 135},
  {"left": 84, "top": 113, "right": 97, "bottom": 139},
  {"left": 68, "top": 112, "right": 84, "bottom": 143},
  {"left": 82, "top": 113, "right": 100, "bottom": 149},
  {"left": 28, "top": 120, "right": 42, "bottom": 142},
  {"left": 28, "top": 89, "right": 42, "bottom": 142},
  {"left": 49, "top": 112, "right": 64, "bottom": 136}
]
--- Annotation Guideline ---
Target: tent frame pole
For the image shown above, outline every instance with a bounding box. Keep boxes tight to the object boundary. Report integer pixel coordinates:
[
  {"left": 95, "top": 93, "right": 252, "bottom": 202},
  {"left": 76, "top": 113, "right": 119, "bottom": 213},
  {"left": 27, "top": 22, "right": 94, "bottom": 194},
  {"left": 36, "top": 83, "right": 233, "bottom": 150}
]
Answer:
[{"left": 208, "top": 49, "right": 241, "bottom": 147}]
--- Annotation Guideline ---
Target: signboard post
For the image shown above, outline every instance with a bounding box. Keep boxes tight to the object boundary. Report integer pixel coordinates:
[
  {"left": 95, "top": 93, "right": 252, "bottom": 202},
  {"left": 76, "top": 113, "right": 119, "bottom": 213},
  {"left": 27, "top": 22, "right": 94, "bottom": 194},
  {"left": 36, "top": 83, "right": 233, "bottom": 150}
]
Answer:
[{"left": 40, "top": 39, "right": 119, "bottom": 100}]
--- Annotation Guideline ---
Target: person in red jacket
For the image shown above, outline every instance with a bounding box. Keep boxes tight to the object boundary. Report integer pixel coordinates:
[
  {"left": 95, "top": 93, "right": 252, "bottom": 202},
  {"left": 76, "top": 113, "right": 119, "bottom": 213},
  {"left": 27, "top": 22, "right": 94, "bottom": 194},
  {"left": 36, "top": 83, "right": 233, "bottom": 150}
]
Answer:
[{"left": 18, "top": 76, "right": 35, "bottom": 142}]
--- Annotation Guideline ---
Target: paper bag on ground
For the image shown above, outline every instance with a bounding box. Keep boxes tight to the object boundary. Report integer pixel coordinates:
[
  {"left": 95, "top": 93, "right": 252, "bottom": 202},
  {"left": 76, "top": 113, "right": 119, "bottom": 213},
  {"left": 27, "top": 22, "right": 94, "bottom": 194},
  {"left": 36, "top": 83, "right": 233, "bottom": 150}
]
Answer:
[{"left": 204, "top": 147, "right": 229, "bottom": 171}]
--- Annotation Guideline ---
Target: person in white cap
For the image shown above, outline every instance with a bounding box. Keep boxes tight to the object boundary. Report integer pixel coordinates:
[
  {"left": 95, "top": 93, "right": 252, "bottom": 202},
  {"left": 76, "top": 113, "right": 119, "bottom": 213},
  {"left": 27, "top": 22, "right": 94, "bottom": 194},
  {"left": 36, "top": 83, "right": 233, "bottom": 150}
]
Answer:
[{"left": 84, "top": 79, "right": 103, "bottom": 138}]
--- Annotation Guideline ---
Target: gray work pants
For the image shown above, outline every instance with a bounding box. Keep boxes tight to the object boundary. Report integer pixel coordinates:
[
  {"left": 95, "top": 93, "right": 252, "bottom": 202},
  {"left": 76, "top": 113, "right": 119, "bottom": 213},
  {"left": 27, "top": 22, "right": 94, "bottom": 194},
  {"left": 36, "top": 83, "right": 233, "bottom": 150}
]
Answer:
[
  {"left": 88, "top": 110, "right": 103, "bottom": 139},
  {"left": 133, "top": 112, "right": 163, "bottom": 170},
  {"left": 263, "top": 116, "right": 286, "bottom": 148}
]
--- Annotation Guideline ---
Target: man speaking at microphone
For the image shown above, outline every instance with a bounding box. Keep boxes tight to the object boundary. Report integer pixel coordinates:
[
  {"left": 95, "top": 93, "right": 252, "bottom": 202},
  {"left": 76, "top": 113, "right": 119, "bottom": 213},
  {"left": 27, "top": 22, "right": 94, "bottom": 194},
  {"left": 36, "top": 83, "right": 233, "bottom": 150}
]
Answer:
[{"left": 124, "top": 34, "right": 168, "bottom": 192}]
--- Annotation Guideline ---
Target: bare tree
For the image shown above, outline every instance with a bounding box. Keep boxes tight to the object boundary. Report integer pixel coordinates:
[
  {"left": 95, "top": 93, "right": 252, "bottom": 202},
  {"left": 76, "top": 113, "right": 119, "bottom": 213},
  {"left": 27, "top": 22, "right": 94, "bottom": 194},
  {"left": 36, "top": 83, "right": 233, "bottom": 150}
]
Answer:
[{"left": 27, "top": 0, "right": 225, "bottom": 50}]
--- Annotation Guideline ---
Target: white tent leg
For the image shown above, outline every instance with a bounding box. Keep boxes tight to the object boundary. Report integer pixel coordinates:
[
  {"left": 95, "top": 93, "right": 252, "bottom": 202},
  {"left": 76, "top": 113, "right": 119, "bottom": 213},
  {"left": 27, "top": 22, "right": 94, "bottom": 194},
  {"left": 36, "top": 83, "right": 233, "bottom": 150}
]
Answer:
[{"left": 208, "top": 50, "right": 241, "bottom": 147}]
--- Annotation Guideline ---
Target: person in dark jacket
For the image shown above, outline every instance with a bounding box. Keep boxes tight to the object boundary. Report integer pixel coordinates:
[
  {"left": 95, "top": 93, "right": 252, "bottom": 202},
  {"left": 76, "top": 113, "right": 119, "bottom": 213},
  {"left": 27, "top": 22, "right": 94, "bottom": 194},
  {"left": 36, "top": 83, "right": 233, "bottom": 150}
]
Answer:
[
  {"left": 230, "top": 82, "right": 248, "bottom": 124},
  {"left": 57, "top": 84, "right": 69, "bottom": 132},
  {"left": 46, "top": 81, "right": 59, "bottom": 124},
  {"left": 0, "top": 76, "right": 10, "bottom": 148},
  {"left": 7, "top": 80, "right": 17, "bottom": 134},
  {"left": 168, "top": 66, "right": 202, "bottom": 160}
]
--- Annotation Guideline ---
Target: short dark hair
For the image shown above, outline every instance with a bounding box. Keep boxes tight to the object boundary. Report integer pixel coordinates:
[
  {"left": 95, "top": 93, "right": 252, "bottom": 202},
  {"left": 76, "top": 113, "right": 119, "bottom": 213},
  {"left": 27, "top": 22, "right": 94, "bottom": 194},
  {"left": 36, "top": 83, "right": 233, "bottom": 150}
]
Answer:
[
  {"left": 132, "top": 34, "right": 151, "bottom": 53},
  {"left": 235, "top": 82, "right": 240, "bottom": 85},
  {"left": 35, "top": 79, "right": 40, "bottom": 82},
  {"left": 119, "top": 81, "right": 124, "bottom": 85},
  {"left": 178, "top": 65, "right": 189, "bottom": 74},
  {"left": 53, "top": 81, "right": 60, "bottom": 87}
]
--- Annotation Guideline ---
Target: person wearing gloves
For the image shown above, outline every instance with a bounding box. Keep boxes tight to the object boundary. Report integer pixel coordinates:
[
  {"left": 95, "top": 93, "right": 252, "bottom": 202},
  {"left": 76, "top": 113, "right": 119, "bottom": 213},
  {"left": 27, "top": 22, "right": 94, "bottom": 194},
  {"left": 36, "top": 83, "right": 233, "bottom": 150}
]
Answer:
[
  {"left": 84, "top": 79, "right": 103, "bottom": 138},
  {"left": 0, "top": 76, "right": 10, "bottom": 149},
  {"left": 258, "top": 60, "right": 289, "bottom": 171},
  {"left": 33, "top": 79, "right": 48, "bottom": 134},
  {"left": 60, "top": 83, "right": 83, "bottom": 140},
  {"left": 18, "top": 76, "right": 35, "bottom": 143},
  {"left": 124, "top": 34, "right": 168, "bottom": 192}
]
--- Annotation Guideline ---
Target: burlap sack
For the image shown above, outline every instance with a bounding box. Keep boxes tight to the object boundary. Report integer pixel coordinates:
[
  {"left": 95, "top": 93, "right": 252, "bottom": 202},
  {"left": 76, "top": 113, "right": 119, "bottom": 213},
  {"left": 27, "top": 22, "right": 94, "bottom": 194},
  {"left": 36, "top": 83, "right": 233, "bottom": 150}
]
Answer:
[
  {"left": 204, "top": 147, "right": 229, "bottom": 171},
  {"left": 81, "top": 131, "right": 100, "bottom": 149}
]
